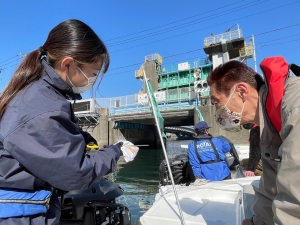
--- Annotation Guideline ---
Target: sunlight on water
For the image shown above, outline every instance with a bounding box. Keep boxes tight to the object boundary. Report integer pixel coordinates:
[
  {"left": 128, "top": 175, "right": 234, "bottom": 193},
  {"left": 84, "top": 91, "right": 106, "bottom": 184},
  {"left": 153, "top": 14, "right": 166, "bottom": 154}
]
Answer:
[
  {"left": 107, "top": 148, "right": 162, "bottom": 224},
  {"left": 107, "top": 140, "right": 191, "bottom": 224}
]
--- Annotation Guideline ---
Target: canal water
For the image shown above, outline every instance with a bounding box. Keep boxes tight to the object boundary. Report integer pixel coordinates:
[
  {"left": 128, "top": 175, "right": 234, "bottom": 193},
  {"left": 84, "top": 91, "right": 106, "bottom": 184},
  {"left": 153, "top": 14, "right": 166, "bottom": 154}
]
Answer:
[{"left": 108, "top": 140, "right": 190, "bottom": 225}]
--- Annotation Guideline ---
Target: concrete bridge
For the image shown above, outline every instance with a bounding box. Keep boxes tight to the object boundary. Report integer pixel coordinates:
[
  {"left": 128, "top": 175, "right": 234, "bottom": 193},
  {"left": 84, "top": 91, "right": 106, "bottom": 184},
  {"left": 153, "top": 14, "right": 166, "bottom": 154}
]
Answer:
[
  {"left": 73, "top": 97, "right": 250, "bottom": 149},
  {"left": 110, "top": 108, "right": 195, "bottom": 127},
  {"left": 72, "top": 28, "right": 257, "bottom": 149},
  {"left": 73, "top": 57, "right": 250, "bottom": 148}
]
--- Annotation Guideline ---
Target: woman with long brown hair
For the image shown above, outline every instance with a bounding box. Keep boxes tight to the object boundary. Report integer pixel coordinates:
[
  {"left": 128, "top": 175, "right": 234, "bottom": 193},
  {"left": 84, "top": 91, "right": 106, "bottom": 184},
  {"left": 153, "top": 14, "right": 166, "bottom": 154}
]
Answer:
[{"left": 0, "top": 19, "right": 122, "bottom": 224}]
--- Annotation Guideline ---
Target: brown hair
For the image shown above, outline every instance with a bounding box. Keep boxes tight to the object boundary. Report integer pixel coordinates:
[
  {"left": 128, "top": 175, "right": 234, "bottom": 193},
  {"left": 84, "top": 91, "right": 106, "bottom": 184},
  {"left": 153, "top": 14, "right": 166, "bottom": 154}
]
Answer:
[
  {"left": 207, "top": 60, "right": 262, "bottom": 96},
  {"left": 0, "top": 19, "right": 110, "bottom": 118}
]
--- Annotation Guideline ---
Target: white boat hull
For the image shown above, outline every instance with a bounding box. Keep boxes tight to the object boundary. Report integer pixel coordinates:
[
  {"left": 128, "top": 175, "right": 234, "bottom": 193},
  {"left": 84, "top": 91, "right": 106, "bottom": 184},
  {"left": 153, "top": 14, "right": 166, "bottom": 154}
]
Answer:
[{"left": 140, "top": 176, "right": 260, "bottom": 225}]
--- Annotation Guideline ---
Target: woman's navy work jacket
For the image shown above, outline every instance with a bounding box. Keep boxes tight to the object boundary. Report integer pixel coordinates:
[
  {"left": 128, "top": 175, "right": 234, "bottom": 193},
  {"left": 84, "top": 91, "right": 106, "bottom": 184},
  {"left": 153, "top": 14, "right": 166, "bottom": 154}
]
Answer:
[
  {"left": 0, "top": 60, "right": 120, "bottom": 224},
  {"left": 188, "top": 134, "right": 231, "bottom": 181}
]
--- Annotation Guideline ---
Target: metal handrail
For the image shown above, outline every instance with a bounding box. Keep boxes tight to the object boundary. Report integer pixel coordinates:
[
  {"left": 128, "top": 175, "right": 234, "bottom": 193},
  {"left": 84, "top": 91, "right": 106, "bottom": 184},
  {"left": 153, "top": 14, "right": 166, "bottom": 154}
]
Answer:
[
  {"left": 96, "top": 87, "right": 210, "bottom": 115},
  {"left": 161, "top": 58, "right": 210, "bottom": 75},
  {"left": 239, "top": 42, "right": 254, "bottom": 57},
  {"left": 145, "top": 53, "right": 163, "bottom": 65},
  {"left": 109, "top": 101, "right": 197, "bottom": 115},
  {"left": 204, "top": 29, "right": 243, "bottom": 47}
]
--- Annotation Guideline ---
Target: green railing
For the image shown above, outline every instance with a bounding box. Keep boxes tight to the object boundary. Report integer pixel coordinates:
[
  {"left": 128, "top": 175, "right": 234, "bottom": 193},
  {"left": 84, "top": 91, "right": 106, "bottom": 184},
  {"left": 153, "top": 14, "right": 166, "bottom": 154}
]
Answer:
[{"left": 158, "top": 62, "right": 212, "bottom": 90}]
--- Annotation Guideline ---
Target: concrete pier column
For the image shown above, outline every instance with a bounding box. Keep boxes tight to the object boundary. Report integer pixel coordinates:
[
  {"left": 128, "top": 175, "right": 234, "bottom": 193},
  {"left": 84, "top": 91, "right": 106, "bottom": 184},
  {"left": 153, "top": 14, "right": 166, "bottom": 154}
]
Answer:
[
  {"left": 90, "top": 108, "right": 109, "bottom": 147},
  {"left": 108, "top": 120, "right": 119, "bottom": 145},
  {"left": 143, "top": 61, "right": 158, "bottom": 92},
  {"left": 194, "top": 107, "right": 200, "bottom": 125}
]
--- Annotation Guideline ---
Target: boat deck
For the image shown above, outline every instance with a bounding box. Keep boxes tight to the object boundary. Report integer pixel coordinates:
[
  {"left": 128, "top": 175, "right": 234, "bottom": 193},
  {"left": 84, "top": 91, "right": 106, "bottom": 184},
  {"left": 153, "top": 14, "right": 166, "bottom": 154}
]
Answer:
[{"left": 140, "top": 177, "right": 260, "bottom": 225}]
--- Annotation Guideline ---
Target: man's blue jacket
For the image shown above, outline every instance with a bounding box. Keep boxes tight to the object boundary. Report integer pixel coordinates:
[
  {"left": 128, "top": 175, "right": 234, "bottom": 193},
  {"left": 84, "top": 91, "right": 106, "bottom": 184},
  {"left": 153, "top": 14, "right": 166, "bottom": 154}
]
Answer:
[{"left": 188, "top": 134, "right": 231, "bottom": 181}]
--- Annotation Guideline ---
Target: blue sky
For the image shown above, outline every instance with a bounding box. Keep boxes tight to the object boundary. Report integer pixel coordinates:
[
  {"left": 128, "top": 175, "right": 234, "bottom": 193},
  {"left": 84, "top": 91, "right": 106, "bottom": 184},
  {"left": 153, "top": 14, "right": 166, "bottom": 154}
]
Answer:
[{"left": 0, "top": 0, "right": 299, "bottom": 99}]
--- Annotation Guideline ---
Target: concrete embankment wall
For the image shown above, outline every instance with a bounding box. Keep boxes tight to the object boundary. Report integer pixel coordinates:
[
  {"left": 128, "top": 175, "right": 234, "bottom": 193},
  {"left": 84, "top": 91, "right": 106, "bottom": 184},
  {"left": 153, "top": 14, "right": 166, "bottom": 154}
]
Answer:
[
  {"left": 87, "top": 108, "right": 158, "bottom": 148},
  {"left": 89, "top": 105, "right": 249, "bottom": 149}
]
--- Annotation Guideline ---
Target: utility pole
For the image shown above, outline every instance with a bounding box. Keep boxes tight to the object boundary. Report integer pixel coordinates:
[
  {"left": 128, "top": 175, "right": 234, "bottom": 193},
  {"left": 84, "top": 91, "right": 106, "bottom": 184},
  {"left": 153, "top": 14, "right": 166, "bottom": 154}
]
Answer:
[{"left": 251, "top": 35, "right": 258, "bottom": 72}]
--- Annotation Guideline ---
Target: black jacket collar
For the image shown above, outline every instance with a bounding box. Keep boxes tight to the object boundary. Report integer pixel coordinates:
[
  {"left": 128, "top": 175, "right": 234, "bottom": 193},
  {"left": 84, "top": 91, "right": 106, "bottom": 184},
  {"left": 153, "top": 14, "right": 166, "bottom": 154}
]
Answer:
[
  {"left": 193, "top": 133, "right": 213, "bottom": 139},
  {"left": 41, "top": 60, "right": 82, "bottom": 100}
]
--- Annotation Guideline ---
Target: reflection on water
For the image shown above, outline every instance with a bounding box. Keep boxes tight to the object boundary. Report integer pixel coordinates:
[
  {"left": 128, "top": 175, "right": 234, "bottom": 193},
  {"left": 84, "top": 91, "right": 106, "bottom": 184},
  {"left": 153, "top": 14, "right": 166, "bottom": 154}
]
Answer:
[
  {"left": 108, "top": 148, "right": 163, "bottom": 224},
  {"left": 166, "top": 139, "right": 190, "bottom": 158},
  {"left": 107, "top": 140, "right": 192, "bottom": 224}
]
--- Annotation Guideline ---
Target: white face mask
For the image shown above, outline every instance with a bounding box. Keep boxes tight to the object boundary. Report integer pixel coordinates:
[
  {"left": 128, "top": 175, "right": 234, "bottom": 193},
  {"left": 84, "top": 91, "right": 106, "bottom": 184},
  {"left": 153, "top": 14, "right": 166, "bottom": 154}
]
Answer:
[
  {"left": 214, "top": 86, "right": 245, "bottom": 132},
  {"left": 67, "top": 67, "right": 97, "bottom": 94}
]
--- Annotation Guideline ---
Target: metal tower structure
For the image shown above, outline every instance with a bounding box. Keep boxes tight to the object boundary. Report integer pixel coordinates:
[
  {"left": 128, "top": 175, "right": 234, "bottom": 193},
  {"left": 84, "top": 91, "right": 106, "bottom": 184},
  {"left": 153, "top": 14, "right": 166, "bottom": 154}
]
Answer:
[
  {"left": 135, "top": 53, "right": 163, "bottom": 93},
  {"left": 203, "top": 24, "right": 257, "bottom": 72},
  {"left": 135, "top": 53, "right": 212, "bottom": 109}
]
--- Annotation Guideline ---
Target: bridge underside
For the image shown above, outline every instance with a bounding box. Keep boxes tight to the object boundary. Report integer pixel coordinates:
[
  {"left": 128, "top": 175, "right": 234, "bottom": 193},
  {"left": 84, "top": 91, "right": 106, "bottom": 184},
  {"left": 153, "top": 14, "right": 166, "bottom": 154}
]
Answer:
[{"left": 110, "top": 109, "right": 195, "bottom": 127}]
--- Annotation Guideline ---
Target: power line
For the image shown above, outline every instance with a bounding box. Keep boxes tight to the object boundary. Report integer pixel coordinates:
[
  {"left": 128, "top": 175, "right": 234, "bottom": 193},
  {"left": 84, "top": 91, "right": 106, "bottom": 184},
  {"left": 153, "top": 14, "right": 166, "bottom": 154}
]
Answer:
[
  {"left": 109, "top": 23, "right": 300, "bottom": 71},
  {"left": 260, "top": 38, "right": 300, "bottom": 47},
  {"left": 104, "top": 36, "right": 300, "bottom": 79},
  {"left": 109, "top": 48, "right": 205, "bottom": 71},
  {"left": 0, "top": 63, "right": 21, "bottom": 75},
  {"left": 101, "top": 38, "right": 300, "bottom": 97},
  {"left": 105, "top": 0, "right": 246, "bottom": 42},
  {"left": 0, "top": 53, "right": 25, "bottom": 68},
  {"left": 2, "top": 63, "right": 18, "bottom": 69},
  {"left": 256, "top": 33, "right": 300, "bottom": 45},
  {"left": 107, "top": 0, "right": 265, "bottom": 46},
  {"left": 253, "top": 24, "right": 300, "bottom": 37},
  {"left": 0, "top": 1, "right": 297, "bottom": 66},
  {"left": 0, "top": 57, "right": 23, "bottom": 67},
  {"left": 108, "top": 24, "right": 300, "bottom": 73},
  {"left": 2, "top": 37, "right": 298, "bottom": 94},
  {"left": 0, "top": 1, "right": 244, "bottom": 67},
  {"left": 105, "top": 56, "right": 208, "bottom": 77},
  {"left": 2, "top": 23, "right": 297, "bottom": 74},
  {"left": 1, "top": 3, "right": 299, "bottom": 74},
  {"left": 108, "top": 35, "right": 300, "bottom": 76},
  {"left": 0, "top": 53, "right": 22, "bottom": 64},
  {"left": 110, "top": 1, "right": 299, "bottom": 53}
]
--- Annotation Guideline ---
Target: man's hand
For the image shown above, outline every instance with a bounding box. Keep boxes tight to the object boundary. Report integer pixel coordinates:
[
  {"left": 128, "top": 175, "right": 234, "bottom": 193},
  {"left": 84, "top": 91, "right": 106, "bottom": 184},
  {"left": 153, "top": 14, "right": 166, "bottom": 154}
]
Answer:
[{"left": 244, "top": 170, "right": 255, "bottom": 177}]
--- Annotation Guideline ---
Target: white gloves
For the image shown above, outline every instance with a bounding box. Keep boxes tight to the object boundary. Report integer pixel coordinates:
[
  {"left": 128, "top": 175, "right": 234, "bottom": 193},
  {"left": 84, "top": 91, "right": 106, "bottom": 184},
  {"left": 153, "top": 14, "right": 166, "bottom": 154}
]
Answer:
[
  {"left": 194, "top": 177, "right": 210, "bottom": 186},
  {"left": 116, "top": 140, "right": 139, "bottom": 162}
]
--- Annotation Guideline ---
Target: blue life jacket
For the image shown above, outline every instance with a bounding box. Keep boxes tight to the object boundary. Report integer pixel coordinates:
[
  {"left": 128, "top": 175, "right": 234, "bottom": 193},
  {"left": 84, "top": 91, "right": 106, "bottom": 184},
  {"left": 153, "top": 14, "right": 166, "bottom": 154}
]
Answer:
[
  {"left": 0, "top": 189, "right": 52, "bottom": 218},
  {"left": 188, "top": 134, "right": 230, "bottom": 181}
]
